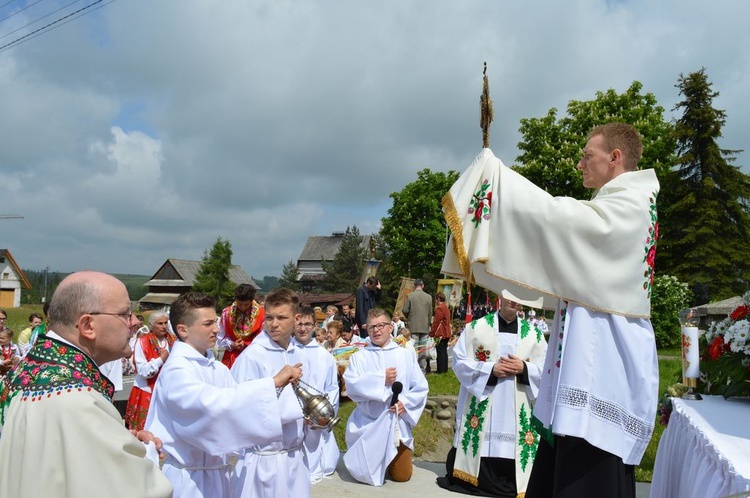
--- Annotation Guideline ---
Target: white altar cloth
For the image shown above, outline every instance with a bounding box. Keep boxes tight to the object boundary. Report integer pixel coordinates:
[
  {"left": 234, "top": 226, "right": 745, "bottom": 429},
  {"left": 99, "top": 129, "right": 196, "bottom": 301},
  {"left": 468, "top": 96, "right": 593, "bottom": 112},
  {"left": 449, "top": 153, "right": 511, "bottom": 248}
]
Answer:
[{"left": 650, "top": 395, "right": 750, "bottom": 498}]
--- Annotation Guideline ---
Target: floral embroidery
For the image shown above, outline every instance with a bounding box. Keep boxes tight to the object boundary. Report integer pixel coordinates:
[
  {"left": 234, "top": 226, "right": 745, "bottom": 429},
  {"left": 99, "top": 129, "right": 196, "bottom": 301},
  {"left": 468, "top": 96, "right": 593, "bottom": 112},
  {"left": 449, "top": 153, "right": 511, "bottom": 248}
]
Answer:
[
  {"left": 0, "top": 335, "right": 114, "bottom": 425},
  {"left": 474, "top": 345, "right": 490, "bottom": 362},
  {"left": 517, "top": 403, "right": 539, "bottom": 471},
  {"left": 681, "top": 333, "right": 692, "bottom": 370},
  {"left": 460, "top": 396, "right": 490, "bottom": 457},
  {"left": 467, "top": 179, "right": 492, "bottom": 228},
  {"left": 643, "top": 190, "right": 659, "bottom": 298}
]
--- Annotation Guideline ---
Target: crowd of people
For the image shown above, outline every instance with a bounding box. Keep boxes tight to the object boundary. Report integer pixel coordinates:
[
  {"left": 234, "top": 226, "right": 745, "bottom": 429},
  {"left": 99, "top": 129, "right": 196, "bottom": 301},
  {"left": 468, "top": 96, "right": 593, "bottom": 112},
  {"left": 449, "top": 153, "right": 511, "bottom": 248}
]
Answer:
[{"left": 0, "top": 123, "right": 658, "bottom": 498}]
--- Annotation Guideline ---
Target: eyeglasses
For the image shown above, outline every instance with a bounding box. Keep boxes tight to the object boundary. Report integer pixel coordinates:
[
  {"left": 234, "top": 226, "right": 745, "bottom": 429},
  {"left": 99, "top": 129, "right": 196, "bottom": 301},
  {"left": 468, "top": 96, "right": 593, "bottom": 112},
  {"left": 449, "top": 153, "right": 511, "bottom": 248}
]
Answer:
[
  {"left": 297, "top": 322, "right": 315, "bottom": 328},
  {"left": 369, "top": 322, "right": 391, "bottom": 331},
  {"left": 88, "top": 310, "right": 133, "bottom": 323}
]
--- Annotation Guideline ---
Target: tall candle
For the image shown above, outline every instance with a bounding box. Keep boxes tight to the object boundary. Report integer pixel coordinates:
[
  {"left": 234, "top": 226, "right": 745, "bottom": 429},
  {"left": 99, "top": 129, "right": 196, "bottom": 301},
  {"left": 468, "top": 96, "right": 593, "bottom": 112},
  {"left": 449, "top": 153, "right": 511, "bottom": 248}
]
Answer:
[{"left": 681, "top": 326, "right": 700, "bottom": 378}]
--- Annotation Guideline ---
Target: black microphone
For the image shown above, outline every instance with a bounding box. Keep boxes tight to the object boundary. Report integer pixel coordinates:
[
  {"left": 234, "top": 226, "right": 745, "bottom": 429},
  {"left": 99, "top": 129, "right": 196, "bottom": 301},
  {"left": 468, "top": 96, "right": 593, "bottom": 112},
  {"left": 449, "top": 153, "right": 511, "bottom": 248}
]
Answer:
[{"left": 390, "top": 381, "right": 403, "bottom": 406}]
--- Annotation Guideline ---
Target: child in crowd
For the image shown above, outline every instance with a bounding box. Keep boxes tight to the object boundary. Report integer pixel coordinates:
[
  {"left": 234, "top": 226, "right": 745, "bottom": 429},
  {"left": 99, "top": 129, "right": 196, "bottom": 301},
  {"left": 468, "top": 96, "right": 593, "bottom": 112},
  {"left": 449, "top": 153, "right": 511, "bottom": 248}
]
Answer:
[
  {"left": 314, "top": 327, "right": 327, "bottom": 347},
  {"left": 391, "top": 311, "right": 405, "bottom": 337},
  {"left": 231, "top": 288, "right": 309, "bottom": 498},
  {"left": 0, "top": 328, "right": 20, "bottom": 377},
  {"left": 399, "top": 328, "right": 417, "bottom": 357},
  {"left": 144, "top": 292, "right": 301, "bottom": 497},
  {"left": 293, "top": 306, "right": 340, "bottom": 483}
]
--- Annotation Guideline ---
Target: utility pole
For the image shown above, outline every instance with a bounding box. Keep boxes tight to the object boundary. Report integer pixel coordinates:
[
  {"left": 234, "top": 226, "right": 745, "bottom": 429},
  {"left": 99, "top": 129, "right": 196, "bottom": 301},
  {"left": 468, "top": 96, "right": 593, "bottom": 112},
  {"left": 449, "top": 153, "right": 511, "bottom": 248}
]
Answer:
[{"left": 43, "top": 266, "right": 49, "bottom": 303}]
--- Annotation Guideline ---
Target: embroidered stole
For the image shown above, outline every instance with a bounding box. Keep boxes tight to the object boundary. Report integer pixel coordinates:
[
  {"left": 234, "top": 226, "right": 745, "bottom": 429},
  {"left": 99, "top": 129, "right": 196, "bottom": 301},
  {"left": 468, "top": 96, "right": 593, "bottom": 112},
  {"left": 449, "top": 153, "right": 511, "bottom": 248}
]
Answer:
[
  {"left": 453, "top": 315, "right": 544, "bottom": 493},
  {"left": 0, "top": 334, "right": 114, "bottom": 425}
]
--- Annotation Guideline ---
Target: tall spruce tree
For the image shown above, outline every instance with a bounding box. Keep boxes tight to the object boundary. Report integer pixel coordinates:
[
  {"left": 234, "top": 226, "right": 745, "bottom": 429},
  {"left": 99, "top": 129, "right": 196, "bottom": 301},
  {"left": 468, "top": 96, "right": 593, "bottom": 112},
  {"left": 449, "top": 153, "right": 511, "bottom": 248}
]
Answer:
[
  {"left": 321, "top": 226, "right": 367, "bottom": 293},
  {"left": 278, "top": 260, "right": 300, "bottom": 291},
  {"left": 658, "top": 68, "right": 750, "bottom": 303},
  {"left": 193, "top": 237, "right": 235, "bottom": 309}
]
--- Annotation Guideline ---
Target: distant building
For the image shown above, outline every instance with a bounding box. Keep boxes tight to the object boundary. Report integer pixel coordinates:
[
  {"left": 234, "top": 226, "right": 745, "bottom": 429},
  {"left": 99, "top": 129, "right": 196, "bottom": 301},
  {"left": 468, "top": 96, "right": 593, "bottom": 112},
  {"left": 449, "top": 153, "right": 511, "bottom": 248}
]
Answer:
[
  {"left": 0, "top": 249, "right": 31, "bottom": 308},
  {"left": 296, "top": 231, "right": 372, "bottom": 293},
  {"left": 140, "top": 258, "right": 258, "bottom": 309}
]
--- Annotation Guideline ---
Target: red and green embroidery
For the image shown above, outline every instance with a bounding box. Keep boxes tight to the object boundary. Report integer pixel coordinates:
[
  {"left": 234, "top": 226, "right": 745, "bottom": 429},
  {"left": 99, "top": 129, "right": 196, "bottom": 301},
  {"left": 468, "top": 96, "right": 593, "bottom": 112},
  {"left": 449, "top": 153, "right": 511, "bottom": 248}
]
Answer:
[
  {"left": 0, "top": 335, "right": 114, "bottom": 425},
  {"left": 474, "top": 345, "right": 491, "bottom": 362},
  {"left": 517, "top": 403, "right": 539, "bottom": 471},
  {"left": 461, "top": 395, "right": 490, "bottom": 457},
  {"left": 643, "top": 190, "right": 659, "bottom": 298},
  {"left": 468, "top": 179, "right": 492, "bottom": 228}
]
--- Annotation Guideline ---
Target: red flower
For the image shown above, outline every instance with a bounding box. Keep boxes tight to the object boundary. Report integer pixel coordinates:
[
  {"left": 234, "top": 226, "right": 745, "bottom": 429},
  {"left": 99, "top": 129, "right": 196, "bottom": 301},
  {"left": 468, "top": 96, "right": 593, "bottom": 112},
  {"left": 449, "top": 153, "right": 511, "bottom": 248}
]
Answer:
[
  {"left": 708, "top": 336, "right": 725, "bottom": 360},
  {"left": 653, "top": 222, "right": 659, "bottom": 241},
  {"left": 475, "top": 201, "right": 484, "bottom": 222},
  {"left": 486, "top": 191, "right": 493, "bottom": 207},
  {"left": 57, "top": 346, "right": 68, "bottom": 355},
  {"left": 730, "top": 305, "right": 750, "bottom": 321},
  {"left": 646, "top": 246, "right": 656, "bottom": 268},
  {"left": 470, "top": 415, "right": 480, "bottom": 429},
  {"left": 476, "top": 352, "right": 487, "bottom": 362}
]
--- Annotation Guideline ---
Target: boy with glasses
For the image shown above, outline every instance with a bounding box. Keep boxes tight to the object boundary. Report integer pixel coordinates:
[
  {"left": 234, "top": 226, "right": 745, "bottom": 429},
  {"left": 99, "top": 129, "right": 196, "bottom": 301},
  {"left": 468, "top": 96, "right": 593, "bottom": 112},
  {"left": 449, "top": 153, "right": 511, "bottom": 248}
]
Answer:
[{"left": 343, "top": 308, "right": 428, "bottom": 486}]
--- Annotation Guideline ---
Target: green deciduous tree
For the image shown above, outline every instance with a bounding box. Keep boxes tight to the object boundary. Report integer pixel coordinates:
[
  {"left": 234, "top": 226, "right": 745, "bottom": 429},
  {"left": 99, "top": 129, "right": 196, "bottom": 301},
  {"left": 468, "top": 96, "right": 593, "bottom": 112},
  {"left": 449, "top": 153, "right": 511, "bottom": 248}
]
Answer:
[
  {"left": 658, "top": 68, "right": 750, "bottom": 304},
  {"left": 193, "top": 237, "right": 235, "bottom": 309},
  {"left": 321, "top": 226, "right": 367, "bottom": 294},
  {"left": 514, "top": 81, "right": 676, "bottom": 200},
  {"left": 380, "top": 168, "right": 460, "bottom": 292},
  {"left": 650, "top": 274, "right": 693, "bottom": 349},
  {"left": 278, "top": 260, "right": 300, "bottom": 291}
]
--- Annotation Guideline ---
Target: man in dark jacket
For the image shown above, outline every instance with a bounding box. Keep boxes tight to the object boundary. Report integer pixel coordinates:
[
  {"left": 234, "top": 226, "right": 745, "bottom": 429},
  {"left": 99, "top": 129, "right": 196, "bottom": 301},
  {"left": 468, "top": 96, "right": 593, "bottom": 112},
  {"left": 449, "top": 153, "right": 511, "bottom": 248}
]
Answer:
[{"left": 355, "top": 277, "right": 381, "bottom": 338}]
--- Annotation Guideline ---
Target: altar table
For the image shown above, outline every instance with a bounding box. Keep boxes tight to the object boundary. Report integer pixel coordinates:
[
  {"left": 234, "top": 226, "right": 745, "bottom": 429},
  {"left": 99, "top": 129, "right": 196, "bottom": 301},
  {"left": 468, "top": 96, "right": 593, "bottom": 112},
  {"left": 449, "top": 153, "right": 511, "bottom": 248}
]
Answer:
[{"left": 650, "top": 395, "right": 750, "bottom": 498}]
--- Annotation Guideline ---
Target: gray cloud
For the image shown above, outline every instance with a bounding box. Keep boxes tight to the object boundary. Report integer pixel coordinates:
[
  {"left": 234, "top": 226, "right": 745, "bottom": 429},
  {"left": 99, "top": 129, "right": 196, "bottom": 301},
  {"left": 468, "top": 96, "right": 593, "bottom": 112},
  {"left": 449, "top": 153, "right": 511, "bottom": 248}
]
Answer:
[{"left": 1, "top": 0, "right": 748, "bottom": 279}]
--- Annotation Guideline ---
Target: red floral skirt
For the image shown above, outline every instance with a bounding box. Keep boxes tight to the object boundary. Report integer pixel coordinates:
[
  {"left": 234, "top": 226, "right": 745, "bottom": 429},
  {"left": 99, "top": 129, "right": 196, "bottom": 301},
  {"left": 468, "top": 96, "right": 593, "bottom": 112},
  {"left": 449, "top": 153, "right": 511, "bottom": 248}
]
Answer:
[{"left": 125, "top": 386, "right": 152, "bottom": 432}]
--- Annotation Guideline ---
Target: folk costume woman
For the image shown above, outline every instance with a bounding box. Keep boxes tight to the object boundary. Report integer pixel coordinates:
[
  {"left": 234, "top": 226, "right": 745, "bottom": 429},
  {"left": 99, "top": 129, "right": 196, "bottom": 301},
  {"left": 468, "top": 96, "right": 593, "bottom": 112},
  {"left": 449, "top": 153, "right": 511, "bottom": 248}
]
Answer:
[
  {"left": 217, "top": 284, "right": 264, "bottom": 369},
  {"left": 125, "top": 311, "right": 175, "bottom": 431}
]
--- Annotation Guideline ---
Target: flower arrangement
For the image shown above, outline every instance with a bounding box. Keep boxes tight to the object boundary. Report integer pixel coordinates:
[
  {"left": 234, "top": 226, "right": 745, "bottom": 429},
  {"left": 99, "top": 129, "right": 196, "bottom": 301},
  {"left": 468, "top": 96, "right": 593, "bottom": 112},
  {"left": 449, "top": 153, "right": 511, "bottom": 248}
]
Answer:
[{"left": 701, "top": 291, "right": 750, "bottom": 398}]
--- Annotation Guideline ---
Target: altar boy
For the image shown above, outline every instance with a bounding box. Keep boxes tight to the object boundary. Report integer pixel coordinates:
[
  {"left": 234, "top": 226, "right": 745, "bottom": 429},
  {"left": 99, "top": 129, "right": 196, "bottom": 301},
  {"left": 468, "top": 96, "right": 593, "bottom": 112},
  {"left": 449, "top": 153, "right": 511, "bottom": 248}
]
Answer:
[
  {"left": 343, "top": 308, "right": 428, "bottom": 486},
  {"left": 232, "top": 288, "right": 309, "bottom": 498},
  {"left": 145, "top": 292, "right": 301, "bottom": 497},
  {"left": 293, "top": 306, "right": 341, "bottom": 483}
]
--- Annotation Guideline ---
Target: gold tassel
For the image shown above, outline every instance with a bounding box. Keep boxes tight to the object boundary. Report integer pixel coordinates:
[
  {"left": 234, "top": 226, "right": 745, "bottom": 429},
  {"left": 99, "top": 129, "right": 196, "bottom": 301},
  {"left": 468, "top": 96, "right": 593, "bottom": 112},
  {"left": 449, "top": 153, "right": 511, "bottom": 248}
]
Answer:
[{"left": 452, "top": 468, "right": 479, "bottom": 487}]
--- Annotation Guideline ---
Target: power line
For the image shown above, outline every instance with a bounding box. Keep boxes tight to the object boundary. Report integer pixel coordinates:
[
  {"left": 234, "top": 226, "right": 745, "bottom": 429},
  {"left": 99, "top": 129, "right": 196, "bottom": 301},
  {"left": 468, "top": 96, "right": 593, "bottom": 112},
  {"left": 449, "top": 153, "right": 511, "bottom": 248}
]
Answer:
[
  {"left": 0, "top": 0, "right": 117, "bottom": 54},
  {"left": 0, "top": 0, "right": 81, "bottom": 42},
  {"left": 0, "top": 0, "right": 48, "bottom": 25}
]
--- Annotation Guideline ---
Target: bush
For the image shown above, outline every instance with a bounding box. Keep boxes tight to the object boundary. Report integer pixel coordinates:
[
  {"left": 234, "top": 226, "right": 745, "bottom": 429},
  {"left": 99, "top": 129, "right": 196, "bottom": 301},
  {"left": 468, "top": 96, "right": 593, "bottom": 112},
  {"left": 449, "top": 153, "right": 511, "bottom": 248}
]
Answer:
[{"left": 651, "top": 274, "right": 692, "bottom": 349}]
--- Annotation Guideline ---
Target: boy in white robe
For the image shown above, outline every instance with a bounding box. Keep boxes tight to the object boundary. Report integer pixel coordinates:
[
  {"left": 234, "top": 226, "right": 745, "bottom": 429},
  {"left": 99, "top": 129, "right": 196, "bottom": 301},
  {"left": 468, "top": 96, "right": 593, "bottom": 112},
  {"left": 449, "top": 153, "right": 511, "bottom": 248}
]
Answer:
[
  {"left": 343, "top": 308, "right": 428, "bottom": 486},
  {"left": 293, "top": 306, "right": 341, "bottom": 483},
  {"left": 145, "top": 292, "right": 302, "bottom": 498},
  {"left": 231, "top": 288, "right": 309, "bottom": 498}
]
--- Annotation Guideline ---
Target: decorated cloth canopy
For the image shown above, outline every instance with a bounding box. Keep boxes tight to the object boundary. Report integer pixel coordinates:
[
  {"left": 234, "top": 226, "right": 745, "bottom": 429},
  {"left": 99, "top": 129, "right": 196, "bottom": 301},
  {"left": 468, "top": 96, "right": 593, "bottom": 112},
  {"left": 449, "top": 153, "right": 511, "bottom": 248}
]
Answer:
[{"left": 441, "top": 148, "right": 659, "bottom": 318}]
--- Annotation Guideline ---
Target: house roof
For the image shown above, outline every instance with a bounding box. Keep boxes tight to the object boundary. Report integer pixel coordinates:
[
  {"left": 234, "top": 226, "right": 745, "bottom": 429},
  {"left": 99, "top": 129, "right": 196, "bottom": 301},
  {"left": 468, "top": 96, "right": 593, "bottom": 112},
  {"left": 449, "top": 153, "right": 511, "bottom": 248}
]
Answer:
[
  {"left": 298, "top": 293, "right": 355, "bottom": 307},
  {"left": 145, "top": 258, "right": 259, "bottom": 289},
  {"left": 298, "top": 233, "right": 373, "bottom": 262},
  {"left": 696, "top": 296, "right": 743, "bottom": 316},
  {"left": 0, "top": 249, "right": 31, "bottom": 289}
]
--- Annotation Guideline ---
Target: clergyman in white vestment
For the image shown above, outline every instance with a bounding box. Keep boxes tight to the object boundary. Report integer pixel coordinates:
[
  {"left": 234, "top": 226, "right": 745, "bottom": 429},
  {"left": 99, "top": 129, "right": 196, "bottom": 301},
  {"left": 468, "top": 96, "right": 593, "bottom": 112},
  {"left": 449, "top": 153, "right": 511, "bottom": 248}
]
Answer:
[{"left": 442, "top": 123, "right": 659, "bottom": 498}]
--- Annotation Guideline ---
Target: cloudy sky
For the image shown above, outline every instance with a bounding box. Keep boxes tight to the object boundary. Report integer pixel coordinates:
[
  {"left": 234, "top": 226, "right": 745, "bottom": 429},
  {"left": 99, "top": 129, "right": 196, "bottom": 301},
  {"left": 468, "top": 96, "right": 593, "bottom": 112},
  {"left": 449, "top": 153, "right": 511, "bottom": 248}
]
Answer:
[{"left": 1, "top": 0, "right": 748, "bottom": 280}]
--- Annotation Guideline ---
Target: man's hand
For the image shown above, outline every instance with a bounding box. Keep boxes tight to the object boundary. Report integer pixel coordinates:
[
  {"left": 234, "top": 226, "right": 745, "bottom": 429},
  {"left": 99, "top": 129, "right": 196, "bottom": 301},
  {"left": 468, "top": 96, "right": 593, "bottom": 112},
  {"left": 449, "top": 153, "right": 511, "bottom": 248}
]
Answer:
[
  {"left": 492, "top": 354, "right": 524, "bottom": 378},
  {"left": 273, "top": 363, "right": 303, "bottom": 388},
  {"left": 385, "top": 367, "right": 397, "bottom": 386},
  {"left": 389, "top": 400, "right": 405, "bottom": 417},
  {"left": 131, "top": 429, "right": 165, "bottom": 461}
]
